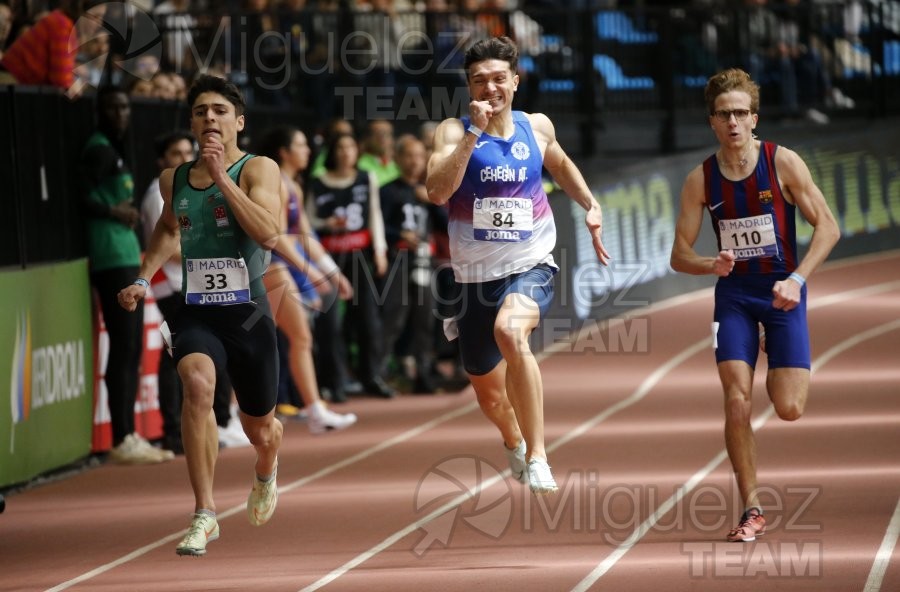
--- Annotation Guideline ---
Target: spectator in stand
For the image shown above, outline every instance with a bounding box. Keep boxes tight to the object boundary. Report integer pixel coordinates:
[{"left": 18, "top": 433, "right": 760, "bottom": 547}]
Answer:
[
  {"left": 310, "top": 117, "right": 355, "bottom": 178},
  {"left": 234, "top": 0, "right": 291, "bottom": 108},
  {"left": 303, "top": 0, "right": 342, "bottom": 120},
  {"left": 153, "top": 0, "right": 196, "bottom": 73},
  {"left": 128, "top": 76, "right": 156, "bottom": 97},
  {"left": 83, "top": 86, "right": 173, "bottom": 464},
  {"left": 151, "top": 71, "right": 179, "bottom": 100},
  {"left": 739, "top": 0, "right": 829, "bottom": 124},
  {"left": 73, "top": 29, "right": 109, "bottom": 89},
  {"left": 781, "top": 0, "right": 855, "bottom": 111},
  {"left": 357, "top": 119, "right": 400, "bottom": 187},
  {"left": 275, "top": 0, "right": 312, "bottom": 108},
  {"left": 0, "top": 0, "right": 107, "bottom": 96},
  {"left": 0, "top": 2, "right": 14, "bottom": 61},
  {"left": 350, "top": 0, "right": 413, "bottom": 117},
  {"left": 379, "top": 135, "right": 438, "bottom": 394}
]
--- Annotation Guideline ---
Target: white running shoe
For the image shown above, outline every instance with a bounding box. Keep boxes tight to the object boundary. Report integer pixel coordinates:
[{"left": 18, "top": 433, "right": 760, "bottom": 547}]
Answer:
[
  {"left": 109, "top": 433, "right": 172, "bottom": 464},
  {"left": 132, "top": 433, "right": 175, "bottom": 461},
  {"left": 504, "top": 440, "right": 528, "bottom": 484},
  {"left": 308, "top": 402, "right": 357, "bottom": 435},
  {"left": 218, "top": 418, "right": 252, "bottom": 449},
  {"left": 527, "top": 458, "right": 559, "bottom": 495},
  {"left": 247, "top": 464, "right": 278, "bottom": 526},
  {"left": 176, "top": 512, "right": 219, "bottom": 556}
]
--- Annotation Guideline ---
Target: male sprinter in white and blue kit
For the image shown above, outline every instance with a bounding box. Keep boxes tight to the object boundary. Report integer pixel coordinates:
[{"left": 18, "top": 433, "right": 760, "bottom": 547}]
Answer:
[{"left": 426, "top": 36, "right": 610, "bottom": 494}]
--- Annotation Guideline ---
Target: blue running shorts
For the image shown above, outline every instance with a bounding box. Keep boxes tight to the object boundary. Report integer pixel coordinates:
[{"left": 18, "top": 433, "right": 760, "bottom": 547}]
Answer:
[{"left": 456, "top": 264, "right": 557, "bottom": 376}]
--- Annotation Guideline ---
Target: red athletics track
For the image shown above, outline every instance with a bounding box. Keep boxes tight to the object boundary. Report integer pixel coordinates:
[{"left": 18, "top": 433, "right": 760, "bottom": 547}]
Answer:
[{"left": 2, "top": 250, "right": 899, "bottom": 592}]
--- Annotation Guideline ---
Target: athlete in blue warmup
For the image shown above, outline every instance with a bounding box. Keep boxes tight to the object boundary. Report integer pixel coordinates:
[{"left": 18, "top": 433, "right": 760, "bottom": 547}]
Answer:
[
  {"left": 671, "top": 68, "right": 839, "bottom": 542},
  {"left": 426, "top": 37, "right": 610, "bottom": 494}
]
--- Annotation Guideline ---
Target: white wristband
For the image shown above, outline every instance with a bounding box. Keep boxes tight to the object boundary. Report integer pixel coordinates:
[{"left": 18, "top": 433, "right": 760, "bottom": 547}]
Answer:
[
  {"left": 466, "top": 124, "right": 483, "bottom": 138},
  {"left": 787, "top": 272, "right": 806, "bottom": 287},
  {"left": 133, "top": 278, "right": 150, "bottom": 289}
]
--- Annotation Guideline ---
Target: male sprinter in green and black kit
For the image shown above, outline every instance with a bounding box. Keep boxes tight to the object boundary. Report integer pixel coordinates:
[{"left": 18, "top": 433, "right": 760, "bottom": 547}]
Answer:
[{"left": 118, "top": 75, "right": 283, "bottom": 556}]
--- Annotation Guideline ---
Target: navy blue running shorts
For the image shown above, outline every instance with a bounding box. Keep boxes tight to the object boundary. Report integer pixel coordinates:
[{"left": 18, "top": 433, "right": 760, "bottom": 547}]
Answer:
[{"left": 456, "top": 264, "right": 557, "bottom": 376}]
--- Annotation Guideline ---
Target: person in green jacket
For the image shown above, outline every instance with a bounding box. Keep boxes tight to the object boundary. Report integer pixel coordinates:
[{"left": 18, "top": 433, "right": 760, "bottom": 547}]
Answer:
[{"left": 83, "top": 86, "right": 172, "bottom": 465}]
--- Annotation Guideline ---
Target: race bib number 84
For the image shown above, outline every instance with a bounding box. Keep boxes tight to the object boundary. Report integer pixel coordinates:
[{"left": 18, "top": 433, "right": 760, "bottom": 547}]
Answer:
[
  {"left": 473, "top": 197, "right": 533, "bottom": 243},
  {"left": 718, "top": 214, "right": 779, "bottom": 260},
  {"left": 185, "top": 257, "right": 251, "bottom": 305}
]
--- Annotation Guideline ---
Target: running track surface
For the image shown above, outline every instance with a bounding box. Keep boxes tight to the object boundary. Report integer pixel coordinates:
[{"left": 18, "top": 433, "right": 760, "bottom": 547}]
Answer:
[{"left": 3, "top": 251, "right": 899, "bottom": 592}]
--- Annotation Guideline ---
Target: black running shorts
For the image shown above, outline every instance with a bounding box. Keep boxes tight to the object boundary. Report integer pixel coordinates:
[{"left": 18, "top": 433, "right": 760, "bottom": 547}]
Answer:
[{"left": 171, "top": 299, "right": 278, "bottom": 417}]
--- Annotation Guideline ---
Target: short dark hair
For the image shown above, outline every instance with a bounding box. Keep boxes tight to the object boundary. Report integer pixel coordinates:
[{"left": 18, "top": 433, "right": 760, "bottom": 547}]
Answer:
[
  {"left": 187, "top": 75, "right": 246, "bottom": 115},
  {"left": 464, "top": 36, "right": 519, "bottom": 79},
  {"left": 154, "top": 130, "right": 194, "bottom": 159},
  {"left": 256, "top": 125, "right": 301, "bottom": 164}
]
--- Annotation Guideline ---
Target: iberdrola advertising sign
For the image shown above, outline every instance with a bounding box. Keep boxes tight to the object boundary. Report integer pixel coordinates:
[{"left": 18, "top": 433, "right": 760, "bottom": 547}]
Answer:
[{"left": 1, "top": 260, "right": 93, "bottom": 488}]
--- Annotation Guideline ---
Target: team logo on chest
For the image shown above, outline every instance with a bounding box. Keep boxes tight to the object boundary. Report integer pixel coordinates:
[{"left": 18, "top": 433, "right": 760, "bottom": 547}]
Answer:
[
  {"left": 214, "top": 205, "right": 229, "bottom": 228},
  {"left": 758, "top": 189, "right": 773, "bottom": 204},
  {"left": 511, "top": 141, "right": 530, "bottom": 160},
  {"left": 179, "top": 215, "right": 192, "bottom": 230}
]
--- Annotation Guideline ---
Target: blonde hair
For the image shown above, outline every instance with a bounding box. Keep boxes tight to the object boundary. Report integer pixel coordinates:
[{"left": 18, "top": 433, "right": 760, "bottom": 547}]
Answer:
[{"left": 704, "top": 68, "right": 760, "bottom": 114}]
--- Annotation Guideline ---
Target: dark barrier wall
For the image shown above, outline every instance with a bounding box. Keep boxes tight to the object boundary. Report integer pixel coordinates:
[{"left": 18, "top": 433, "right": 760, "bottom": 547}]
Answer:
[
  {"left": 534, "top": 119, "right": 900, "bottom": 353},
  {"left": 0, "top": 89, "right": 336, "bottom": 270}
]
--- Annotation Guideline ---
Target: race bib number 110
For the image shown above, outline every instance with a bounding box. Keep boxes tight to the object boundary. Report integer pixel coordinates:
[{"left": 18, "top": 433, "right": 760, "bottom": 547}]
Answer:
[{"left": 718, "top": 214, "right": 778, "bottom": 260}]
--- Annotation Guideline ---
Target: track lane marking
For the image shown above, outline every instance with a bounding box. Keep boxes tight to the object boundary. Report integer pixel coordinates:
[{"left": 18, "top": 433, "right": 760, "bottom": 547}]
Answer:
[
  {"left": 44, "top": 256, "right": 900, "bottom": 591},
  {"left": 570, "top": 316, "right": 900, "bottom": 591},
  {"left": 864, "top": 496, "right": 900, "bottom": 592}
]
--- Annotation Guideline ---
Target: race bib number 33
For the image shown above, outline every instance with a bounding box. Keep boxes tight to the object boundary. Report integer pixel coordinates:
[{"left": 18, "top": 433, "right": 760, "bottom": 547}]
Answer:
[
  {"left": 185, "top": 257, "right": 251, "bottom": 305},
  {"left": 473, "top": 197, "right": 533, "bottom": 242},
  {"left": 718, "top": 214, "right": 779, "bottom": 260}
]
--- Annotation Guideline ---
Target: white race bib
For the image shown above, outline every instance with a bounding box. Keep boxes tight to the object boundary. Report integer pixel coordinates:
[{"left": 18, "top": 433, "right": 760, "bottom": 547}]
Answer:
[
  {"left": 473, "top": 197, "right": 533, "bottom": 243},
  {"left": 718, "top": 214, "right": 778, "bottom": 260},
  {"left": 185, "top": 257, "right": 251, "bottom": 305}
]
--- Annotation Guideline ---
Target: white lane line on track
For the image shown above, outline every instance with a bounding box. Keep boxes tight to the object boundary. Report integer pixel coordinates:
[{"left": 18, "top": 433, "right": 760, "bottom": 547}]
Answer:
[
  {"left": 46, "top": 261, "right": 900, "bottom": 591},
  {"left": 45, "top": 402, "right": 479, "bottom": 592},
  {"left": 300, "top": 280, "right": 900, "bottom": 592},
  {"left": 569, "top": 316, "right": 900, "bottom": 592},
  {"left": 864, "top": 497, "right": 900, "bottom": 592}
]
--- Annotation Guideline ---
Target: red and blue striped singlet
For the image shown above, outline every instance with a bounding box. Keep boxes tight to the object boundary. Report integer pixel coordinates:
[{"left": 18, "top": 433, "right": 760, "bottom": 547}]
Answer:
[{"left": 703, "top": 141, "right": 798, "bottom": 276}]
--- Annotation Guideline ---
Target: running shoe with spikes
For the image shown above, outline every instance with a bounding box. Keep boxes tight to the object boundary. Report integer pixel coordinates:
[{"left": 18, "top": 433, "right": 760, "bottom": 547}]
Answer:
[
  {"left": 727, "top": 508, "right": 766, "bottom": 542},
  {"left": 176, "top": 512, "right": 219, "bottom": 556},
  {"left": 504, "top": 440, "right": 527, "bottom": 484},
  {"left": 527, "top": 458, "right": 559, "bottom": 495},
  {"left": 247, "top": 463, "right": 278, "bottom": 526}
]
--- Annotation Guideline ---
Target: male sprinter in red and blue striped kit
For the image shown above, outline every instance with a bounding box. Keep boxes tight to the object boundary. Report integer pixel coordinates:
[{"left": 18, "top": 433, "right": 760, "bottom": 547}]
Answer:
[{"left": 671, "top": 68, "right": 839, "bottom": 542}]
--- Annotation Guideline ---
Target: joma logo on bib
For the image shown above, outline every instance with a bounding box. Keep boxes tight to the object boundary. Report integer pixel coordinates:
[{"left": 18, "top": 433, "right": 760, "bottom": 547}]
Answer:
[{"left": 198, "top": 292, "right": 239, "bottom": 304}]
